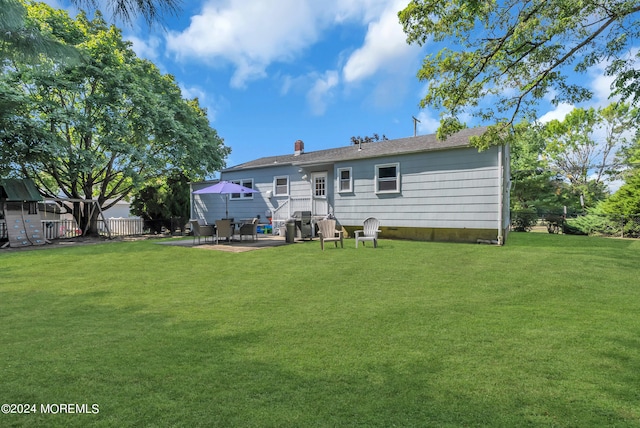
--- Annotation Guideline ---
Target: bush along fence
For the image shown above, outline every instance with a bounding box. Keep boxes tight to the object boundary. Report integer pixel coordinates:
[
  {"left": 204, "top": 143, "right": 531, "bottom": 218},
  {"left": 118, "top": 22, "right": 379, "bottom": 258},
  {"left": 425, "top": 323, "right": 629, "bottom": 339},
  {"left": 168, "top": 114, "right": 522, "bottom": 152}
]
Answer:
[{"left": 511, "top": 210, "right": 640, "bottom": 238}]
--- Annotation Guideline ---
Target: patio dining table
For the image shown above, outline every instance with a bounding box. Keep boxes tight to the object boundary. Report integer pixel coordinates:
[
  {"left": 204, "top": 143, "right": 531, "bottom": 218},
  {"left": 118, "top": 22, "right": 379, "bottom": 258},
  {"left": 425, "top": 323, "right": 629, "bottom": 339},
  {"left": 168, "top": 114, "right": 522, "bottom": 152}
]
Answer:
[{"left": 216, "top": 219, "right": 252, "bottom": 242}]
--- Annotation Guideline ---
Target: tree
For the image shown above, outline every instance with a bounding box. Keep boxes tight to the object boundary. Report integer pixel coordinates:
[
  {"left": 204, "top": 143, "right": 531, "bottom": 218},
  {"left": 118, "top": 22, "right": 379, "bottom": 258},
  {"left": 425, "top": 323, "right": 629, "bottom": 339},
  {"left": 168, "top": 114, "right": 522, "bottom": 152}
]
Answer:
[
  {"left": 615, "top": 127, "right": 640, "bottom": 178},
  {"left": 604, "top": 129, "right": 640, "bottom": 234},
  {"left": 602, "top": 172, "right": 640, "bottom": 216},
  {"left": 130, "top": 171, "right": 191, "bottom": 233},
  {"left": 399, "top": 0, "right": 640, "bottom": 148},
  {"left": 0, "top": 0, "right": 78, "bottom": 61},
  {"left": 71, "top": 0, "right": 180, "bottom": 25},
  {"left": 0, "top": 0, "right": 180, "bottom": 176},
  {"left": 4, "top": 3, "right": 229, "bottom": 234},
  {"left": 350, "top": 134, "right": 388, "bottom": 145},
  {"left": 1, "top": 1, "right": 81, "bottom": 175},
  {"left": 1, "top": 0, "right": 179, "bottom": 60},
  {"left": 544, "top": 108, "right": 600, "bottom": 188},
  {"left": 510, "top": 122, "right": 566, "bottom": 213},
  {"left": 542, "top": 103, "right": 634, "bottom": 207}
]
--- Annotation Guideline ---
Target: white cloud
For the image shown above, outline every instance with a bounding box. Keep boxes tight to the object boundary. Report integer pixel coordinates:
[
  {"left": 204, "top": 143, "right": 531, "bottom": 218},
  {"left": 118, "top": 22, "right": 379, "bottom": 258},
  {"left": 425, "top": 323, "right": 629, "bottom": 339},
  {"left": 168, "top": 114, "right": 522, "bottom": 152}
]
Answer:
[
  {"left": 587, "top": 48, "right": 639, "bottom": 106},
  {"left": 588, "top": 62, "right": 619, "bottom": 107},
  {"left": 179, "top": 84, "right": 228, "bottom": 122},
  {"left": 165, "top": 0, "right": 407, "bottom": 88},
  {"left": 180, "top": 84, "right": 212, "bottom": 106},
  {"left": 166, "top": 0, "right": 322, "bottom": 88},
  {"left": 41, "top": 0, "right": 65, "bottom": 9},
  {"left": 342, "top": 0, "right": 416, "bottom": 83},
  {"left": 329, "top": 0, "right": 390, "bottom": 23},
  {"left": 607, "top": 179, "right": 624, "bottom": 194},
  {"left": 306, "top": 70, "right": 340, "bottom": 115},
  {"left": 415, "top": 110, "right": 440, "bottom": 135},
  {"left": 127, "top": 35, "right": 161, "bottom": 62},
  {"left": 537, "top": 102, "right": 575, "bottom": 124}
]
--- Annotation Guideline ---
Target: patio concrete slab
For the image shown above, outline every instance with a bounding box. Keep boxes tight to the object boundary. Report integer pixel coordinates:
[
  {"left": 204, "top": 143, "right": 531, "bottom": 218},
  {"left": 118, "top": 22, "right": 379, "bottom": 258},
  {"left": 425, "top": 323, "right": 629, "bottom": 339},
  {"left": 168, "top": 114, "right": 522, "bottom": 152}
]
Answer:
[{"left": 155, "top": 236, "right": 290, "bottom": 252}]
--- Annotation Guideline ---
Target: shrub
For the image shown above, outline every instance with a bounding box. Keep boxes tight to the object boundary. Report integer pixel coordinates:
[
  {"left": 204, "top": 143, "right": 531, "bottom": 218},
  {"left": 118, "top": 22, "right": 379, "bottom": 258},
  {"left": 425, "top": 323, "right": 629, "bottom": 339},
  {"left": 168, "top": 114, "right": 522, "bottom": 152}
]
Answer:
[
  {"left": 567, "top": 205, "right": 619, "bottom": 236},
  {"left": 511, "top": 209, "right": 538, "bottom": 231}
]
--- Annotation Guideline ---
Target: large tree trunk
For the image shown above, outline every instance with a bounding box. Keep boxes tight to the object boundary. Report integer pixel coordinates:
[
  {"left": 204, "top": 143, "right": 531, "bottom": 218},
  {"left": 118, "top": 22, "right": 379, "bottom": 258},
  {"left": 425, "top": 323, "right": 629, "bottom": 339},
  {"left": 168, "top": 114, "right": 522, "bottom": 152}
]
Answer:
[{"left": 71, "top": 201, "right": 101, "bottom": 236}]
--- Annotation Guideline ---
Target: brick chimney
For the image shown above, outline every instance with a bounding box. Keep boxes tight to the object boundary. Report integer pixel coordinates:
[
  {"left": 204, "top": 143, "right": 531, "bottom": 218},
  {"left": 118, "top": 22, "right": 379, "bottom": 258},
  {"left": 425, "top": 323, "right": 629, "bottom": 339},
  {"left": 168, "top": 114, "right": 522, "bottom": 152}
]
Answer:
[{"left": 294, "top": 139, "right": 304, "bottom": 156}]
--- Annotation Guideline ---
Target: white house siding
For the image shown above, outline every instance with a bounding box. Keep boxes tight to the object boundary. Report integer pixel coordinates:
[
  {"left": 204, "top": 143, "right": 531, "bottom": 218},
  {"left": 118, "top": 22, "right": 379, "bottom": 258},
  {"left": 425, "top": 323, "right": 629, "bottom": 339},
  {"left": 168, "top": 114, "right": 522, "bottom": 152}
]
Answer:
[
  {"left": 191, "top": 128, "right": 509, "bottom": 243},
  {"left": 333, "top": 146, "right": 501, "bottom": 230},
  {"left": 192, "top": 165, "right": 311, "bottom": 223},
  {"left": 102, "top": 201, "right": 136, "bottom": 219}
]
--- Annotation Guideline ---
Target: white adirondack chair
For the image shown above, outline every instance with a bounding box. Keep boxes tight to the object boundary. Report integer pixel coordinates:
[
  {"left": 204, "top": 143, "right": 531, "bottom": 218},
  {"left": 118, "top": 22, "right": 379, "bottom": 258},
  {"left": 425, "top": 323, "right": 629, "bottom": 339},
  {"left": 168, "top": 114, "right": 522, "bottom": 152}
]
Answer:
[
  {"left": 354, "top": 217, "right": 381, "bottom": 248},
  {"left": 317, "top": 219, "right": 343, "bottom": 250}
]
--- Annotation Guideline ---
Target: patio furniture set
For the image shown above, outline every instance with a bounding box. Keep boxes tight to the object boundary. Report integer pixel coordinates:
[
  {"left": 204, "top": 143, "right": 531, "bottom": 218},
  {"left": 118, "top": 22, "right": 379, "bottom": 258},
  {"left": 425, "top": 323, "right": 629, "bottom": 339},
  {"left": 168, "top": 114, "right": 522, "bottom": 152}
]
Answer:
[
  {"left": 191, "top": 178, "right": 381, "bottom": 249},
  {"left": 190, "top": 216, "right": 381, "bottom": 251},
  {"left": 190, "top": 218, "right": 259, "bottom": 245}
]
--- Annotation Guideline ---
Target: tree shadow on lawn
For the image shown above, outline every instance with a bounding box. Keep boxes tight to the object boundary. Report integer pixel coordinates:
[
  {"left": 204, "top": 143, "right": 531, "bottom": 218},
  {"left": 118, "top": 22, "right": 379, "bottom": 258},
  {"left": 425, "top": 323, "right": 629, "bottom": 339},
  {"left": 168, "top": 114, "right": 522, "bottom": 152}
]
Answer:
[
  {"left": 2, "top": 287, "right": 639, "bottom": 426},
  {"left": 510, "top": 232, "right": 639, "bottom": 250},
  {"left": 598, "top": 335, "right": 640, "bottom": 407}
]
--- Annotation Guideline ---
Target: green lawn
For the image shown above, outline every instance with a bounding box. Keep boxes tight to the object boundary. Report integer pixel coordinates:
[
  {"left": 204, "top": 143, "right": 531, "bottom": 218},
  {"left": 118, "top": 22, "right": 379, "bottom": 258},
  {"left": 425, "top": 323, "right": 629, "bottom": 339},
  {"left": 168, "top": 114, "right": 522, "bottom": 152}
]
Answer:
[{"left": 1, "top": 233, "right": 640, "bottom": 427}]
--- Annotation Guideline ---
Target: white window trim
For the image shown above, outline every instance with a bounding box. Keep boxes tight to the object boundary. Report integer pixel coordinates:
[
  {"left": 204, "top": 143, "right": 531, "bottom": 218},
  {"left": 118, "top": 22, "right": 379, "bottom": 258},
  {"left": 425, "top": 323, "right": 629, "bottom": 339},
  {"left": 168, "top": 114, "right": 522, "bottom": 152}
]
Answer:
[
  {"left": 229, "top": 179, "right": 254, "bottom": 199},
  {"left": 337, "top": 167, "right": 352, "bottom": 193},
  {"left": 273, "top": 175, "right": 289, "bottom": 196},
  {"left": 375, "top": 163, "right": 400, "bottom": 194},
  {"left": 312, "top": 172, "right": 327, "bottom": 199}
]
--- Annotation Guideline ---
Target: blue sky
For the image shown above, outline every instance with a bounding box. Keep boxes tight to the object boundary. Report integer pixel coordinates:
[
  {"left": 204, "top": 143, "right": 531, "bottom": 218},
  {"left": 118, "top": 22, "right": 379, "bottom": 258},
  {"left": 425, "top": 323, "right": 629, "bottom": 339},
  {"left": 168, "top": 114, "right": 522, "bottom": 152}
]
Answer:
[{"left": 44, "top": 0, "right": 637, "bottom": 179}]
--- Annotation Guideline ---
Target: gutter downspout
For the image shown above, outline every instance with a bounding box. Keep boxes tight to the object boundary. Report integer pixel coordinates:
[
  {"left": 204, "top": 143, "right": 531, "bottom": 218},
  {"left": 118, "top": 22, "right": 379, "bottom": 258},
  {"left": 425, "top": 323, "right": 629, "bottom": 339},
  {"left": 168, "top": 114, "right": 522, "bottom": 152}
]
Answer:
[
  {"left": 497, "top": 144, "right": 504, "bottom": 245},
  {"left": 189, "top": 182, "right": 194, "bottom": 220}
]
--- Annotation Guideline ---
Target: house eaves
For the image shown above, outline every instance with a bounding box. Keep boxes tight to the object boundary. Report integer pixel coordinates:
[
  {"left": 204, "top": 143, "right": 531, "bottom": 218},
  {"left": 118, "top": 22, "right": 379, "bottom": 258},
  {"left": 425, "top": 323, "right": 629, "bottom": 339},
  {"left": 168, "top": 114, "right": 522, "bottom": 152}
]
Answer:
[{"left": 223, "top": 127, "right": 487, "bottom": 172}]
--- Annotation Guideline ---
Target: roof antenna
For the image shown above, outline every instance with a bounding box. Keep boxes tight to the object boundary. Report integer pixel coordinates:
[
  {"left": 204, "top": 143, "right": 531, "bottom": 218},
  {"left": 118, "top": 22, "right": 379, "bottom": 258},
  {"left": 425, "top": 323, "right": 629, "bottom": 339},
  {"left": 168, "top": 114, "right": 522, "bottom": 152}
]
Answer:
[{"left": 412, "top": 116, "right": 421, "bottom": 137}]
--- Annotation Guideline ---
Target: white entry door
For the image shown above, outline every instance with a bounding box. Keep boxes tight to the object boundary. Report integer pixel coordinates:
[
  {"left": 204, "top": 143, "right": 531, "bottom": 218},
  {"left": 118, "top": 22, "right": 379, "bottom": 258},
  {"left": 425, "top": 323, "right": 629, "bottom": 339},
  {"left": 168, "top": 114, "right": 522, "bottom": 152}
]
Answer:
[{"left": 311, "top": 172, "right": 328, "bottom": 216}]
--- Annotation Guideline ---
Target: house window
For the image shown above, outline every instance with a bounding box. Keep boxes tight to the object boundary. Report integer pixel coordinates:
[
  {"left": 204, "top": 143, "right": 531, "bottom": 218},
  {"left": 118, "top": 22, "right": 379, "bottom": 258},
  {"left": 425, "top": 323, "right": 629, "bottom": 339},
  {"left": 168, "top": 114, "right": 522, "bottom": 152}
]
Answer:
[
  {"left": 230, "top": 179, "right": 254, "bottom": 199},
  {"left": 314, "top": 175, "right": 326, "bottom": 198},
  {"left": 337, "top": 167, "right": 352, "bottom": 193},
  {"left": 375, "top": 163, "right": 400, "bottom": 193},
  {"left": 274, "top": 176, "right": 289, "bottom": 196}
]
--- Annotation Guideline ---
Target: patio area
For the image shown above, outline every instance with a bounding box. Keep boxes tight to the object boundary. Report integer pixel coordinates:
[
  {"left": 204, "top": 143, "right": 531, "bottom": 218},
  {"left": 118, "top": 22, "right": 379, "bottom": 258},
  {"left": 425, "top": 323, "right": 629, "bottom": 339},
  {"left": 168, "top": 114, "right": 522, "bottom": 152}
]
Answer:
[{"left": 155, "top": 235, "right": 290, "bottom": 252}]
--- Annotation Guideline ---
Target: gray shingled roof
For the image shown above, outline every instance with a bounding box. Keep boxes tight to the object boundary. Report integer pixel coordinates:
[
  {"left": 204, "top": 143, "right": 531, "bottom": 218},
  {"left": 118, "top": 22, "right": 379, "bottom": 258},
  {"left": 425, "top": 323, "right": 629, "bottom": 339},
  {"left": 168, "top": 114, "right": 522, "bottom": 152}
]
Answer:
[{"left": 223, "top": 127, "right": 488, "bottom": 171}]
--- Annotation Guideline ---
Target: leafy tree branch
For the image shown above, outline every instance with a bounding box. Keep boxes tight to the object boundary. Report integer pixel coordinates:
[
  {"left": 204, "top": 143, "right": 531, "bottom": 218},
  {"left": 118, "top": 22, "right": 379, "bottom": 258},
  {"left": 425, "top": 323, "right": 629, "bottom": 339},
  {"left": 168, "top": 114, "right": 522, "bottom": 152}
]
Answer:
[{"left": 399, "top": 0, "right": 640, "bottom": 148}]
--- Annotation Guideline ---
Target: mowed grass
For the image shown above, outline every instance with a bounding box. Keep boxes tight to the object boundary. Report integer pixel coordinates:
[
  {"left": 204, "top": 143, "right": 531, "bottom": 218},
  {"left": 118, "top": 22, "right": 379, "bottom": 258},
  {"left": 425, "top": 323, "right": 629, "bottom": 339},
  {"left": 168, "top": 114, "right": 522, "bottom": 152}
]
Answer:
[{"left": 1, "top": 233, "right": 640, "bottom": 427}]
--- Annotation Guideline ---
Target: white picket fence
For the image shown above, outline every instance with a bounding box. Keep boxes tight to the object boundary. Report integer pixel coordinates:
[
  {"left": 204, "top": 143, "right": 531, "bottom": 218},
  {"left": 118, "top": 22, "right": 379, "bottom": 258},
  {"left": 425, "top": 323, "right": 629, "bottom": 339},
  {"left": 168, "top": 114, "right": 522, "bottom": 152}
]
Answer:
[
  {"left": 38, "top": 218, "right": 146, "bottom": 239},
  {"left": 41, "top": 219, "right": 83, "bottom": 239},
  {"left": 271, "top": 197, "right": 313, "bottom": 235},
  {"left": 271, "top": 197, "right": 313, "bottom": 222},
  {"left": 98, "top": 218, "right": 146, "bottom": 237}
]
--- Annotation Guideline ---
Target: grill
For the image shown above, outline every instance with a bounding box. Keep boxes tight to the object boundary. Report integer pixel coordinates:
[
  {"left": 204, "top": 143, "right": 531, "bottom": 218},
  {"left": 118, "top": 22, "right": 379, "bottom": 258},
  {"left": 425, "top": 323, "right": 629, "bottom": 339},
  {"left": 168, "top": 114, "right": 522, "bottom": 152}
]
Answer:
[{"left": 291, "top": 211, "right": 313, "bottom": 240}]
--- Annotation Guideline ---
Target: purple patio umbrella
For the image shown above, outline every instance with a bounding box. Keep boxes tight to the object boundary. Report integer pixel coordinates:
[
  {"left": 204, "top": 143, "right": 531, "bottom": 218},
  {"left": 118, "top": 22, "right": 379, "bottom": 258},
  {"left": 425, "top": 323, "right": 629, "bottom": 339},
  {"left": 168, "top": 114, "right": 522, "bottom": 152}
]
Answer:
[{"left": 192, "top": 181, "right": 259, "bottom": 218}]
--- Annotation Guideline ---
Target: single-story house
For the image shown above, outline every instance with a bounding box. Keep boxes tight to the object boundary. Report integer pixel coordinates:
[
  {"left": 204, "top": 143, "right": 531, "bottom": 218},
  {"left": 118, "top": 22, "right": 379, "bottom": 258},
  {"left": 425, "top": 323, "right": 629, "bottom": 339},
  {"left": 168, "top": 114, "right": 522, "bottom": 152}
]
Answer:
[{"left": 191, "top": 127, "right": 510, "bottom": 244}]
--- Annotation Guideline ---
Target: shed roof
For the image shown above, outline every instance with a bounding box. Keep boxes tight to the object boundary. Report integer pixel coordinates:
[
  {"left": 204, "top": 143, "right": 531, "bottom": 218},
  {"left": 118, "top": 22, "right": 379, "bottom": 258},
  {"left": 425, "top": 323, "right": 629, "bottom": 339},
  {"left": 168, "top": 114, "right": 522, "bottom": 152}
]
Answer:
[
  {"left": 0, "top": 178, "right": 43, "bottom": 201},
  {"left": 224, "top": 127, "right": 488, "bottom": 171}
]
